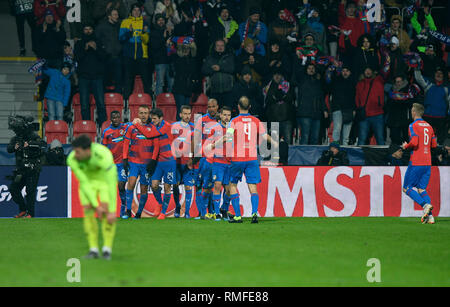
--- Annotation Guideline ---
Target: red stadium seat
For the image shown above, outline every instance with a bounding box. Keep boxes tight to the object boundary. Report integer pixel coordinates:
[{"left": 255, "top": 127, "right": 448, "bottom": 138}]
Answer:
[
  {"left": 104, "top": 93, "right": 124, "bottom": 121},
  {"left": 45, "top": 120, "right": 69, "bottom": 144},
  {"left": 156, "top": 93, "right": 177, "bottom": 122},
  {"left": 128, "top": 93, "right": 152, "bottom": 120},
  {"left": 72, "top": 93, "right": 95, "bottom": 122},
  {"left": 104, "top": 93, "right": 123, "bottom": 106},
  {"left": 190, "top": 93, "right": 208, "bottom": 122},
  {"left": 73, "top": 120, "right": 97, "bottom": 141},
  {"left": 133, "top": 75, "right": 144, "bottom": 93}
]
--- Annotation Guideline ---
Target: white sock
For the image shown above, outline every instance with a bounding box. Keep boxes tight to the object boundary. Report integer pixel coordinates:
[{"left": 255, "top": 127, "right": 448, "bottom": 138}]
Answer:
[
  {"left": 90, "top": 247, "right": 99, "bottom": 253},
  {"left": 102, "top": 246, "right": 112, "bottom": 253}
]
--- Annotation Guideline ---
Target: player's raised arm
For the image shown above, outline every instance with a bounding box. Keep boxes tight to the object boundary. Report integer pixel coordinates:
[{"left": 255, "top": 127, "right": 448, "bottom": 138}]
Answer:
[{"left": 133, "top": 118, "right": 162, "bottom": 139}]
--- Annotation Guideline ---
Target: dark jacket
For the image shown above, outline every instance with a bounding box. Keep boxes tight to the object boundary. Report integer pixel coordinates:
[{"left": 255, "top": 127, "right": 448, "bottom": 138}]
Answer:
[
  {"left": 264, "top": 48, "right": 292, "bottom": 84},
  {"left": 325, "top": 71, "right": 356, "bottom": 112},
  {"left": 149, "top": 24, "right": 170, "bottom": 65},
  {"left": 316, "top": 150, "right": 349, "bottom": 166},
  {"left": 172, "top": 50, "right": 201, "bottom": 96},
  {"left": 74, "top": 33, "right": 106, "bottom": 79},
  {"left": 386, "top": 80, "right": 416, "bottom": 128},
  {"left": 208, "top": 16, "right": 241, "bottom": 51},
  {"left": 35, "top": 23, "right": 66, "bottom": 61},
  {"left": 345, "top": 37, "right": 380, "bottom": 79},
  {"left": 202, "top": 49, "right": 235, "bottom": 94},
  {"left": 231, "top": 78, "right": 264, "bottom": 118},
  {"left": 95, "top": 18, "right": 122, "bottom": 57},
  {"left": 384, "top": 47, "right": 408, "bottom": 83},
  {"left": 264, "top": 79, "right": 295, "bottom": 122},
  {"left": 294, "top": 65, "right": 326, "bottom": 119},
  {"left": 235, "top": 50, "right": 267, "bottom": 85}
]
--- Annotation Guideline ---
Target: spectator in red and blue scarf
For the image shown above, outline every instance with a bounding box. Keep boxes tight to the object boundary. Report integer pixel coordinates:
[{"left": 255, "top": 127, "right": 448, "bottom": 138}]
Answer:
[
  {"left": 238, "top": 6, "right": 268, "bottom": 56},
  {"left": 298, "top": 3, "right": 328, "bottom": 55},
  {"left": 386, "top": 75, "right": 421, "bottom": 145},
  {"left": 268, "top": 8, "right": 296, "bottom": 47},
  {"left": 263, "top": 69, "right": 296, "bottom": 145}
]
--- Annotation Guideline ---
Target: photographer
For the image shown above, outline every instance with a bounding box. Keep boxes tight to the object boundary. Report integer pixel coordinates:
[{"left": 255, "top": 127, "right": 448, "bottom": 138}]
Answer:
[
  {"left": 316, "top": 142, "right": 349, "bottom": 166},
  {"left": 6, "top": 116, "right": 46, "bottom": 218}
]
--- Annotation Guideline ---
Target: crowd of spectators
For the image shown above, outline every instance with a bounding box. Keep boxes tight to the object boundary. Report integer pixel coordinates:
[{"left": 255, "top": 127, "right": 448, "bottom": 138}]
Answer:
[{"left": 8, "top": 0, "right": 450, "bottom": 149}]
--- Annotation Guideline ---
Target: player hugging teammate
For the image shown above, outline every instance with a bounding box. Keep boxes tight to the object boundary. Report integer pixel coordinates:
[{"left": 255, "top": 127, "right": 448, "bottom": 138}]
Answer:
[{"left": 77, "top": 96, "right": 276, "bottom": 224}]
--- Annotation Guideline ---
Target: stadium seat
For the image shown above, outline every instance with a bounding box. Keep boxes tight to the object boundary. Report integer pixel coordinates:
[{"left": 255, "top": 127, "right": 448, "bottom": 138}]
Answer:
[
  {"left": 73, "top": 120, "right": 97, "bottom": 142},
  {"left": 128, "top": 93, "right": 152, "bottom": 120},
  {"left": 104, "top": 93, "right": 123, "bottom": 106},
  {"left": 45, "top": 120, "right": 69, "bottom": 144},
  {"left": 190, "top": 93, "right": 208, "bottom": 122},
  {"left": 104, "top": 93, "right": 124, "bottom": 121},
  {"left": 72, "top": 93, "right": 95, "bottom": 122},
  {"left": 156, "top": 93, "right": 177, "bottom": 122},
  {"left": 133, "top": 75, "right": 144, "bottom": 93}
]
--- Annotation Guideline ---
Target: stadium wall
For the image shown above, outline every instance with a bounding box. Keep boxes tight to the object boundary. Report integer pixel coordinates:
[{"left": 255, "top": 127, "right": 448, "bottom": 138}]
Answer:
[
  {"left": 0, "top": 166, "right": 450, "bottom": 218},
  {"left": 1, "top": 166, "right": 449, "bottom": 218}
]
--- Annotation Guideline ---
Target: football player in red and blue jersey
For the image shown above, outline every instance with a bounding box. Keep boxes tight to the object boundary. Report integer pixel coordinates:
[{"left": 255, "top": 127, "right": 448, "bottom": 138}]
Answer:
[
  {"left": 204, "top": 106, "right": 233, "bottom": 221},
  {"left": 122, "top": 105, "right": 161, "bottom": 219},
  {"left": 402, "top": 103, "right": 438, "bottom": 224},
  {"left": 149, "top": 108, "right": 177, "bottom": 220},
  {"left": 226, "top": 97, "right": 277, "bottom": 223},
  {"left": 171, "top": 105, "right": 196, "bottom": 218},
  {"left": 101, "top": 111, "right": 129, "bottom": 217},
  {"left": 193, "top": 99, "right": 219, "bottom": 219}
]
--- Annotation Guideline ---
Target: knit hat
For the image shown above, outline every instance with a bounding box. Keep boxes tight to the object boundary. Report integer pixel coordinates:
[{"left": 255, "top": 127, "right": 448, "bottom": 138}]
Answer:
[
  {"left": 130, "top": 3, "right": 142, "bottom": 14},
  {"left": 273, "top": 67, "right": 284, "bottom": 77},
  {"left": 249, "top": 6, "right": 261, "bottom": 16},
  {"left": 329, "top": 141, "right": 340, "bottom": 150},
  {"left": 61, "top": 62, "right": 72, "bottom": 70},
  {"left": 44, "top": 9, "right": 54, "bottom": 17},
  {"left": 241, "top": 65, "right": 252, "bottom": 76},
  {"left": 303, "top": 32, "right": 315, "bottom": 41}
]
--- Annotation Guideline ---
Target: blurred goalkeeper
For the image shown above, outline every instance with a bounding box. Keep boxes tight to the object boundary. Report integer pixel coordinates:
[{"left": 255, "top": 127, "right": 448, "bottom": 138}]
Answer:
[{"left": 67, "top": 134, "right": 118, "bottom": 260}]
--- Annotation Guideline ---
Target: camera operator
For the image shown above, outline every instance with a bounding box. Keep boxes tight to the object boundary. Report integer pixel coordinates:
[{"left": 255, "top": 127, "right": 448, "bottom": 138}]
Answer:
[{"left": 6, "top": 115, "right": 46, "bottom": 218}]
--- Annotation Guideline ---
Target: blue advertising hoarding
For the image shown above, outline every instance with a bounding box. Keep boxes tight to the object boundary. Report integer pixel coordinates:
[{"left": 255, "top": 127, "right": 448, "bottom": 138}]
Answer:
[{"left": 0, "top": 166, "right": 69, "bottom": 218}]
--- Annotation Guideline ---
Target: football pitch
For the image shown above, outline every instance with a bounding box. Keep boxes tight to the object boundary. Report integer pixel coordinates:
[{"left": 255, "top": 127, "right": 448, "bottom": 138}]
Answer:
[{"left": 0, "top": 217, "right": 449, "bottom": 287}]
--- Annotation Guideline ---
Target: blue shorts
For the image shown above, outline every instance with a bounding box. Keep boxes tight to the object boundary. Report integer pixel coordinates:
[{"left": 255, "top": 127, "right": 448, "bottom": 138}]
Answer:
[
  {"left": 151, "top": 160, "right": 177, "bottom": 185},
  {"left": 212, "top": 163, "right": 230, "bottom": 186},
  {"left": 129, "top": 162, "right": 150, "bottom": 185},
  {"left": 230, "top": 160, "right": 261, "bottom": 184},
  {"left": 176, "top": 164, "right": 197, "bottom": 187},
  {"left": 116, "top": 163, "right": 128, "bottom": 182},
  {"left": 200, "top": 160, "right": 214, "bottom": 189},
  {"left": 403, "top": 163, "right": 431, "bottom": 190}
]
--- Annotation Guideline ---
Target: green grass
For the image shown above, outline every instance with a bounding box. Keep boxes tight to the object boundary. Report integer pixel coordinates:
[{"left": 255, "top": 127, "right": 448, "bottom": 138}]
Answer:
[{"left": 0, "top": 217, "right": 449, "bottom": 286}]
